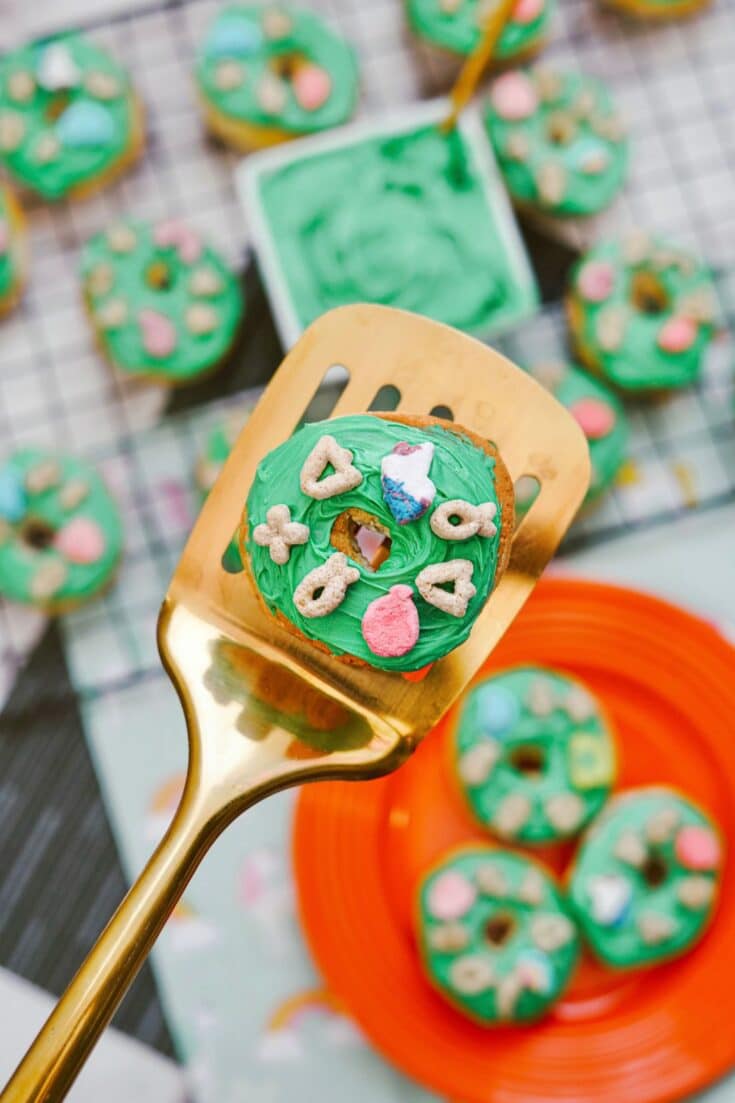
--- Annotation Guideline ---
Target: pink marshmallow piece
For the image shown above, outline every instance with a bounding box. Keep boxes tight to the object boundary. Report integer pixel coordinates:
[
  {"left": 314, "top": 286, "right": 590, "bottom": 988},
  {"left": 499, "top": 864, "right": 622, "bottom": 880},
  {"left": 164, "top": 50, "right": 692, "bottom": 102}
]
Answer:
[
  {"left": 293, "top": 65, "right": 332, "bottom": 112},
  {"left": 657, "top": 316, "right": 698, "bottom": 354},
  {"left": 675, "top": 825, "right": 721, "bottom": 871},
  {"left": 153, "top": 219, "right": 202, "bottom": 264},
  {"left": 139, "top": 309, "right": 177, "bottom": 359},
  {"left": 361, "top": 584, "right": 419, "bottom": 658},
  {"left": 570, "top": 397, "right": 615, "bottom": 440},
  {"left": 513, "top": 0, "right": 544, "bottom": 23},
  {"left": 577, "top": 261, "right": 615, "bottom": 303},
  {"left": 427, "top": 870, "right": 477, "bottom": 921},
  {"left": 489, "top": 71, "right": 538, "bottom": 122},
  {"left": 54, "top": 517, "right": 105, "bottom": 565}
]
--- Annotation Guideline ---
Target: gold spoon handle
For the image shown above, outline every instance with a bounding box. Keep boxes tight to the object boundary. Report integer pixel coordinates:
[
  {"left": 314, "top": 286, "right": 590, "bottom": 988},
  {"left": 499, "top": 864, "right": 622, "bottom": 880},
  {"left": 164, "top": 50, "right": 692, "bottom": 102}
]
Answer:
[
  {"left": 441, "top": 0, "right": 518, "bottom": 133},
  {"left": 0, "top": 785, "right": 216, "bottom": 1103}
]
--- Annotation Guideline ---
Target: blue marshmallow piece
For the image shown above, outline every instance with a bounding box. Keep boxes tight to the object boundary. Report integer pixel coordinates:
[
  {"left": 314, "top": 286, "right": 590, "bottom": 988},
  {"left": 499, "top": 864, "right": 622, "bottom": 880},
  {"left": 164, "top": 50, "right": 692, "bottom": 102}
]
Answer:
[
  {"left": 56, "top": 101, "right": 116, "bottom": 148},
  {"left": 206, "top": 17, "right": 263, "bottom": 59},
  {"left": 476, "top": 685, "right": 521, "bottom": 738},
  {"left": 0, "top": 467, "right": 27, "bottom": 523}
]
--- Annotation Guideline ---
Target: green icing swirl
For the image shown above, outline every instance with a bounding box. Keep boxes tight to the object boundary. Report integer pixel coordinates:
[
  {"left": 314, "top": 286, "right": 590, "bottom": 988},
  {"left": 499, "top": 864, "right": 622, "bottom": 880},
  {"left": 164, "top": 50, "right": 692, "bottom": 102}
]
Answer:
[
  {"left": 455, "top": 666, "right": 616, "bottom": 844},
  {"left": 256, "top": 121, "right": 538, "bottom": 337},
  {"left": 0, "top": 185, "right": 23, "bottom": 301},
  {"left": 417, "top": 848, "right": 580, "bottom": 1024},
  {"left": 407, "top": 0, "right": 552, "bottom": 59},
  {"left": 569, "top": 787, "right": 722, "bottom": 969},
  {"left": 568, "top": 235, "right": 717, "bottom": 392},
  {"left": 0, "top": 449, "right": 122, "bottom": 609},
  {"left": 485, "top": 68, "right": 628, "bottom": 218},
  {"left": 195, "top": 4, "right": 358, "bottom": 135},
  {"left": 81, "top": 220, "right": 244, "bottom": 383},
  {"left": 0, "top": 34, "right": 139, "bottom": 201},
  {"left": 527, "top": 361, "right": 628, "bottom": 503},
  {"left": 244, "top": 415, "right": 505, "bottom": 672}
]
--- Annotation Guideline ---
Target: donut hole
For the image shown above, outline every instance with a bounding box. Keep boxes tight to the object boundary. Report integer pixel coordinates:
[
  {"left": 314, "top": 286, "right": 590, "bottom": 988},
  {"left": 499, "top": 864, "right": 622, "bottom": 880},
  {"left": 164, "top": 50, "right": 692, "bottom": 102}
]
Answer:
[
  {"left": 485, "top": 912, "right": 516, "bottom": 948},
  {"left": 641, "top": 850, "right": 668, "bottom": 888},
  {"left": 546, "top": 112, "right": 575, "bottom": 146},
  {"left": 509, "top": 743, "right": 545, "bottom": 777},
  {"left": 21, "top": 517, "right": 56, "bottom": 552},
  {"left": 269, "top": 51, "right": 308, "bottom": 81},
  {"left": 146, "top": 260, "right": 176, "bottom": 292},
  {"left": 44, "top": 92, "right": 71, "bottom": 122},
  {"left": 331, "top": 509, "right": 392, "bottom": 572},
  {"left": 631, "top": 271, "right": 670, "bottom": 316}
]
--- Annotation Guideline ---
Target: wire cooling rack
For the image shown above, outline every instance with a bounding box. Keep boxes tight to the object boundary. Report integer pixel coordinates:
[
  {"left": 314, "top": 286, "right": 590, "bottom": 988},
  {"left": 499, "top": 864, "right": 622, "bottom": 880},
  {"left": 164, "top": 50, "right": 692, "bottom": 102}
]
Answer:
[{"left": 1, "top": 0, "right": 735, "bottom": 698}]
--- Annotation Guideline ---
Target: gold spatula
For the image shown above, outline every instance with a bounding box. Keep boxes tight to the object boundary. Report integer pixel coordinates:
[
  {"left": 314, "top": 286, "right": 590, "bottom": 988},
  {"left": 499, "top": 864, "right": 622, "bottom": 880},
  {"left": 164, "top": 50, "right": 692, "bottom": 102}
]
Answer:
[{"left": 2, "top": 305, "right": 589, "bottom": 1103}]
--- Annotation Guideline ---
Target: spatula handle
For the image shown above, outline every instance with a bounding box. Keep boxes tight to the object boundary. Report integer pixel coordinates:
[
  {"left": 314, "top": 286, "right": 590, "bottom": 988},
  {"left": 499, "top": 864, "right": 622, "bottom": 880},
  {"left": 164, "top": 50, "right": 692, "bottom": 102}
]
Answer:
[{"left": 0, "top": 783, "right": 216, "bottom": 1103}]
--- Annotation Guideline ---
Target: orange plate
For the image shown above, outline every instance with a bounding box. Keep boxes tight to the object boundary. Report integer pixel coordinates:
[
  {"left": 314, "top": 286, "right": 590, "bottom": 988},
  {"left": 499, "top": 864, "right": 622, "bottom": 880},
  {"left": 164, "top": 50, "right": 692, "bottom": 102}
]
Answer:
[{"left": 293, "top": 578, "right": 735, "bottom": 1103}]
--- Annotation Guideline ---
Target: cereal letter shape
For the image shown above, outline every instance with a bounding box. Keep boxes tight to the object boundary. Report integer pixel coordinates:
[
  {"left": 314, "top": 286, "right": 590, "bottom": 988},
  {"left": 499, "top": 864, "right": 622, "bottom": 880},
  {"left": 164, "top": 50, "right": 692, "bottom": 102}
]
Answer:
[
  {"left": 430, "top": 499, "right": 497, "bottom": 541},
  {"left": 381, "top": 442, "right": 436, "bottom": 524},
  {"left": 293, "top": 553, "right": 359, "bottom": 618},
  {"left": 252, "top": 505, "right": 309, "bottom": 565},
  {"left": 300, "top": 435, "right": 362, "bottom": 500},
  {"left": 416, "top": 559, "right": 476, "bottom": 617}
]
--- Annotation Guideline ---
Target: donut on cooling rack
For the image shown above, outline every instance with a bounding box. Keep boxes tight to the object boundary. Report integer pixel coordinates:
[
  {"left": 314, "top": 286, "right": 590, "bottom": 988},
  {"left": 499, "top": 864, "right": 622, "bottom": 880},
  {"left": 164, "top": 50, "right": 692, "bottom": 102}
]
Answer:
[
  {"left": 566, "top": 232, "right": 718, "bottom": 393},
  {"left": 0, "top": 183, "right": 28, "bottom": 318},
  {"left": 416, "top": 847, "right": 580, "bottom": 1025},
  {"left": 601, "top": 0, "right": 711, "bottom": 20},
  {"left": 80, "top": 219, "right": 245, "bottom": 385},
  {"left": 0, "top": 34, "right": 143, "bottom": 201},
  {"left": 0, "top": 450, "right": 123, "bottom": 613},
  {"left": 194, "top": 4, "right": 359, "bottom": 150},
  {"left": 238, "top": 412, "right": 515, "bottom": 673},
  {"left": 453, "top": 665, "right": 616, "bottom": 845},
  {"left": 405, "top": 0, "right": 553, "bottom": 63},
  {"left": 525, "top": 360, "right": 627, "bottom": 505},
  {"left": 484, "top": 67, "right": 628, "bottom": 219},
  {"left": 569, "top": 786, "right": 722, "bottom": 968}
]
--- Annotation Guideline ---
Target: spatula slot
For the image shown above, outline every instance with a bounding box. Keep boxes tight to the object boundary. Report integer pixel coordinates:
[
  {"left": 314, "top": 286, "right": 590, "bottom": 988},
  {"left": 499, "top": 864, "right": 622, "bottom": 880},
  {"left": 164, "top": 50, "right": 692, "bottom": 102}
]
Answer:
[
  {"left": 368, "top": 384, "right": 401, "bottom": 412},
  {"left": 513, "top": 474, "right": 541, "bottom": 526},
  {"left": 295, "top": 365, "right": 350, "bottom": 431}
]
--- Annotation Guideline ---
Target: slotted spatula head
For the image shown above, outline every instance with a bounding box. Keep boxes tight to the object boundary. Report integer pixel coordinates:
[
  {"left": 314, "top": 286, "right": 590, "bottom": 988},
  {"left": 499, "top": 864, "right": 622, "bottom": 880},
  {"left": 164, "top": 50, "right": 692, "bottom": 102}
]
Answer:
[
  {"left": 159, "top": 304, "right": 590, "bottom": 812},
  {"left": 0, "top": 305, "right": 590, "bottom": 1103}
]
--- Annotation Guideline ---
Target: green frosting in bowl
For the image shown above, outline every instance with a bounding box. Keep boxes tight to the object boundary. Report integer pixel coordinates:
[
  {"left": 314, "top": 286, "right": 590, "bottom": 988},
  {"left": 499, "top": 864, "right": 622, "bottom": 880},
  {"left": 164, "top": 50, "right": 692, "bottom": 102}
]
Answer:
[
  {"left": 251, "top": 113, "right": 538, "bottom": 340},
  {"left": 0, "top": 34, "right": 140, "bottom": 201},
  {"left": 243, "top": 414, "right": 508, "bottom": 672},
  {"left": 406, "top": 0, "right": 552, "bottom": 59}
]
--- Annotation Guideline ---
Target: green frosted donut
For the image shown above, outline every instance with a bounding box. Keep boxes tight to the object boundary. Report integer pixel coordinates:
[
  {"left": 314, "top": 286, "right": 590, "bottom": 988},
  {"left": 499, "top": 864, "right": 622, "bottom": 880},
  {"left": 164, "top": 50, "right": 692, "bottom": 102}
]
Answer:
[
  {"left": 0, "top": 184, "right": 27, "bottom": 315},
  {"left": 195, "top": 5, "right": 358, "bottom": 147},
  {"left": 194, "top": 412, "right": 245, "bottom": 498},
  {"left": 417, "top": 847, "right": 580, "bottom": 1025},
  {"left": 406, "top": 0, "right": 552, "bottom": 61},
  {"left": 81, "top": 220, "right": 244, "bottom": 384},
  {"left": 0, "top": 34, "right": 142, "bottom": 201},
  {"left": 604, "top": 0, "right": 709, "bottom": 19},
  {"left": 527, "top": 361, "right": 627, "bottom": 504},
  {"left": 0, "top": 450, "right": 123, "bottom": 612},
  {"left": 569, "top": 787, "right": 722, "bottom": 969},
  {"left": 567, "top": 233, "right": 718, "bottom": 393},
  {"left": 485, "top": 68, "right": 628, "bottom": 218},
  {"left": 454, "top": 666, "right": 616, "bottom": 844},
  {"left": 241, "top": 414, "right": 513, "bottom": 673}
]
